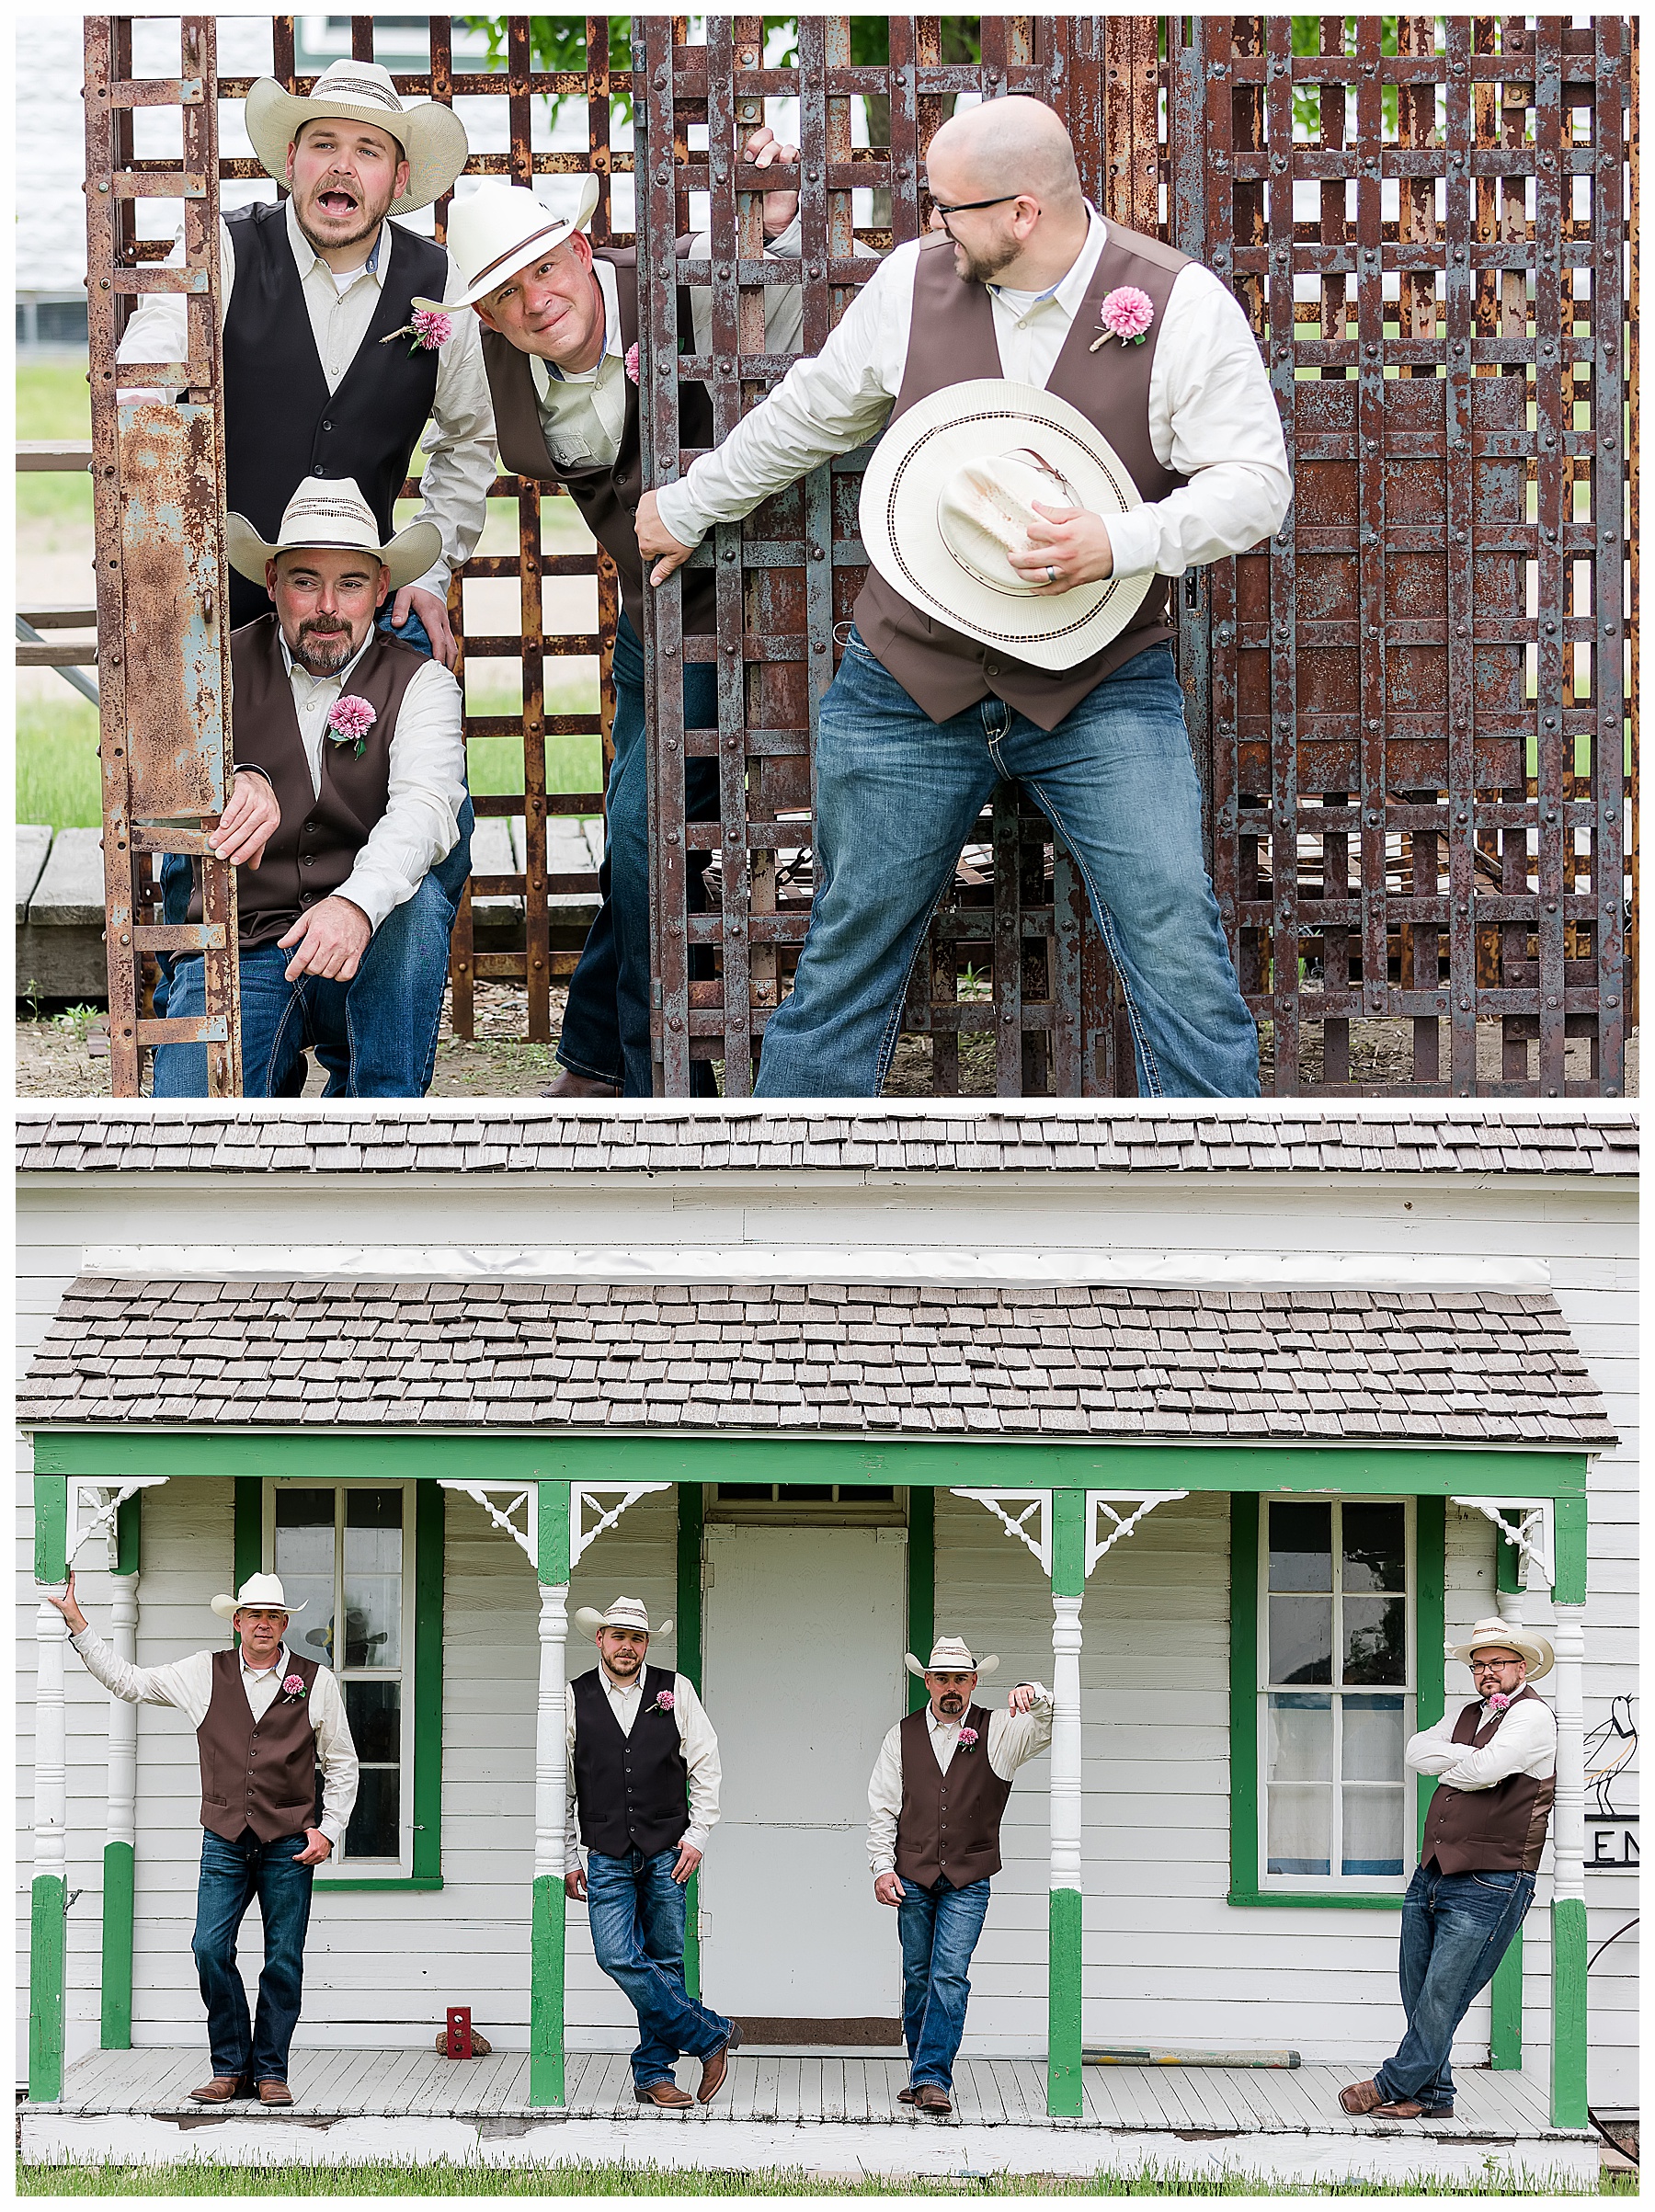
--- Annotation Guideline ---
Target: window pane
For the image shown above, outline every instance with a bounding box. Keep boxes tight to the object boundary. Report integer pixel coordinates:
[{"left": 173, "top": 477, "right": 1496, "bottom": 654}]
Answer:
[
  {"left": 274, "top": 1489, "right": 336, "bottom": 1669},
  {"left": 346, "top": 1679, "right": 402, "bottom": 1765},
  {"left": 1342, "top": 1784, "right": 1405, "bottom": 1876},
  {"left": 777, "top": 1485, "right": 834, "bottom": 1500},
  {"left": 1342, "top": 1595, "right": 1407, "bottom": 1684},
  {"left": 1270, "top": 1595, "right": 1333, "bottom": 1684},
  {"left": 718, "top": 1484, "right": 771, "bottom": 1499},
  {"left": 1267, "top": 1693, "right": 1333, "bottom": 1780},
  {"left": 1342, "top": 1503, "right": 1406, "bottom": 1592},
  {"left": 347, "top": 1766, "right": 401, "bottom": 1859},
  {"left": 1342, "top": 1695, "right": 1406, "bottom": 1781},
  {"left": 344, "top": 1489, "right": 403, "bottom": 1670},
  {"left": 1269, "top": 1502, "right": 1331, "bottom": 1591},
  {"left": 1267, "top": 1784, "right": 1331, "bottom": 1875}
]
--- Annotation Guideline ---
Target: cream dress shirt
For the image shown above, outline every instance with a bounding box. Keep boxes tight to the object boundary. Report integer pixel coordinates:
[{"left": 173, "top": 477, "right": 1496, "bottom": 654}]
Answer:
[
  {"left": 866, "top": 1682, "right": 1055, "bottom": 1876},
  {"left": 564, "top": 1665, "right": 721, "bottom": 1874},
  {"left": 1406, "top": 1694, "right": 1558, "bottom": 1790},
  {"left": 115, "top": 199, "right": 496, "bottom": 601},
  {"left": 68, "top": 1629, "right": 360, "bottom": 1844},
  {"left": 655, "top": 207, "right": 1292, "bottom": 582}
]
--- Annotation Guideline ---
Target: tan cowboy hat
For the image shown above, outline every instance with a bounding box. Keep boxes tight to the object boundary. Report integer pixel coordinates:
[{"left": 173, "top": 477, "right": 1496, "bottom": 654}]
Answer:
[
  {"left": 860, "top": 378, "right": 1156, "bottom": 671},
  {"left": 443, "top": 177, "right": 602, "bottom": 312},
  {"left": 576, "top": 1595, "right": 673, "bottom": 1637},
  {"left": 211, "top": 1572, "right": 304, "bottom": 1622},
  {"left": 905, "top": 1636, "right": 999, "bottom": 1679},
  {"left": 245, "top": 58, "right": 469, "bottom": 217},
  {"left": 1445, "top": 1616, "right": 1555, "bottom": 1683},
  {"left": 225, "top": 477, "right": 440, "bottom": 590}
]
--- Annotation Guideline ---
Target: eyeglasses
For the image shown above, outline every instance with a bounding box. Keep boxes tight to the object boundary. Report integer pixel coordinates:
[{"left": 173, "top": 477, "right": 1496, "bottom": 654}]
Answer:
[
  {"left": 921, "top": 189, "right": 1025, "bottom": 234},
  {"left": 1470, "top": 1659, "right": 1521, "bottom": 1673}
]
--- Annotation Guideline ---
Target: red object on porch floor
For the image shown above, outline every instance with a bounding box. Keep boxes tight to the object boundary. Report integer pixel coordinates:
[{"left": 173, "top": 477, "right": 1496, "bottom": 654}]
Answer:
[{"left": 446, "top": 2007, "right": 473, "bottom": 2060}]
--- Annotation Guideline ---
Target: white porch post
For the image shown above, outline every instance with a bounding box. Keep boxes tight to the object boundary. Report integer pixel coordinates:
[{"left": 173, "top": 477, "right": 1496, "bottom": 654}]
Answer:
[
  {"left": 531, "top": 1482, "right": 571, "bottom": 2107},
  {"left": 102, "top": 1569, "right": 139, "bottom": 2047},
  {"left": 1548, "top": 1601, "right": 1588, "bottom": 2126},
  {"left": 1047, "top": 1489, "right": 1086, "bottom": 2117},
  {"left": 32, "top": 1597, "right": 68, "bottom": 2101}
]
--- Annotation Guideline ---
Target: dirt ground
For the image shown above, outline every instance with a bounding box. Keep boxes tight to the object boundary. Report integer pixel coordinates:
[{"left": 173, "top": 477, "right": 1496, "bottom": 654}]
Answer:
[{"left": 14, "top": 988, "right": 1637, "bottom": 1100}]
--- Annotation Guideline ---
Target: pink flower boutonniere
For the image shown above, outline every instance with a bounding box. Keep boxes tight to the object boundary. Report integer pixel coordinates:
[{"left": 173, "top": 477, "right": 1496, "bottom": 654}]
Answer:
[
  {"left": 624, "top": 341, "right": 641, "bottom": 385},
  {"left": 648, "top": 1688, "right": 676, "bottom": 1715},
  {"left": 381, "top": 302, "right": 454, "bottom": 357},
  {"left": 325, "top": 694, "right": 378, "bottom": 758},
  {"left": 1486, "top": 1693, "right": 1512, "bottom": 1713},
  {"left": 1090, "top": 285, "right": 1156, "bottom": 351},
  {"left": 957, "top": 1726, "right": 979, "bottom": 1751},
  {"left": 281, "top": 1673, "right": 308, "bottom": 1703}
]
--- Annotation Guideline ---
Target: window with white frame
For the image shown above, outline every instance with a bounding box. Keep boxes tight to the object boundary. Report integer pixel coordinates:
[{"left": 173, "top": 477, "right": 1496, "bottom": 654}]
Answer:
[
  {"left": 1260, "top": 1499, "right": 1415, "bottom": 1888},
  {"left": 266, "top": 1482, "right": 414, "bottom": 1870}
]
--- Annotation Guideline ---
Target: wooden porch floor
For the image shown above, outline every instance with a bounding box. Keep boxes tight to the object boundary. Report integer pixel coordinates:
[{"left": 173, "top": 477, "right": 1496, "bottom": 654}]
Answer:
[{"left": 42, "top": 2046, "right": 1585, "bottom": 2147}]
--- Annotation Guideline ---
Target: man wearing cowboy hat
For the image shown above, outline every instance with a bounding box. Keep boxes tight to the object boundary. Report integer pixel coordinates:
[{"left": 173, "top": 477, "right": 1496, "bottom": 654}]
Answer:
[
  {"left": 867, "top": 1637, "right": 1054, "bottom": 2115},
  {"left": 565, "top": 1597, "right": 740, "bottom": 2107},
  {"left": 151, "top": 478, "right": 467, "bottom": 1098},
  {"left": 639, "top": 94, "right": 1289, "bottom": 1097},
  {"left": 444, "top": 146, "right": 811, "bottom": 1096},
  {"left": 46, "top": 1570, "right": 358, "bottom": 2107},
  {"left": 1341, "top": 1619, "right": 1558, "bottom": 2123}
]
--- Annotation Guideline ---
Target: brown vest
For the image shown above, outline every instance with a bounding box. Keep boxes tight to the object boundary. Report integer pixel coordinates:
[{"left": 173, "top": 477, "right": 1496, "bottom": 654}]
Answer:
[
  {"left": 481, "top": 246, "right": 717, "bottom": 639},
  {"left": 196, "top": 614, "right": 428, "bottom": 951},
  {"left": 895, "top": 1703, "right": 1015, "bottom": 1890},
  {"left": 855, "top": 226, "right": 1194, "bottom": 731},
  {"left": 197, "top": 1648, "right": 324, "bottom": 1843},
  {"left": 1420, "top": 1688, "right": 1556, "bottom": 1876}
]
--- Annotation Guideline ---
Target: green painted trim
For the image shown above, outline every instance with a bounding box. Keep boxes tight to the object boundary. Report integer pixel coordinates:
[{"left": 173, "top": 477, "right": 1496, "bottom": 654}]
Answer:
[
  {"left": 683, "top": 1869, "right": 702, "bottom": 2004},
  {"left": 316, "top": 1876, "right": 444, "bottom": 1892},
  {"left": 33, "top": 1475, "right": 67, "bottom": 1585},
  {"left": 1495, "top": 1529, "right": 1524, "bottom": 1596},
  {"left": 537, "top": 1479, "right": 571, "bottom": 1587},
  {"left": 907, "top": 1487, "right": 934, "bottom": 1714},
  {"left": 1225, "top": 1887, "right": 1402, "bottom": 1910},
  {"left": 413, "top": 1482, "right": 445, "bottom": 1885},
  {"left": 29, "top": 1874, "right": 65, "bottom": 2103},
  {"left": 1228, "top": 1492, "right": 1260, "bottom": 1904},
  {"left": 531, "top": 1871, "right": 566, "bottom": 2106},
  {"left": 31, "top": 1429, "right": 1592, "bottom": 1499},
  {"left": 1046, "top": 1887, "right": 1084, "bottom": 2117},
  {"left": 1551, "top": 1493, "right": 1588, "bottom": 1606},
  {"left": 676, "top": 1484, "right": 704, "bottom": 2000},
  {"left": 1415, "top": 1497, "right": 1446, "bottom": 1861},
  {"left": 233, "top": 1477, "right": 261, "bottom": 1648},
  {"left": 114, "top": 1493, "right": 142, "bottom": 1578},
  {"left": 1549, "top": 1896, "right": 1588, "bottom": 2126},
  {"left": 99, "top": 1840, "right": 134, "bottom": 2049},
  {"left": 1050, "top": 1486, "right": 1085, "bottom": 1600},
  {"left": 1490, "top": 1927, "right": 1523, "bottom": 2069}
]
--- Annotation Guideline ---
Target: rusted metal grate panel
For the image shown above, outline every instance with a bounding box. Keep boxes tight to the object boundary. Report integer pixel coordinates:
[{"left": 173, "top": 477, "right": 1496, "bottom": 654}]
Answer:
[{"left": 1171, "top": 15, "right": 1635, "bottom": 1096}]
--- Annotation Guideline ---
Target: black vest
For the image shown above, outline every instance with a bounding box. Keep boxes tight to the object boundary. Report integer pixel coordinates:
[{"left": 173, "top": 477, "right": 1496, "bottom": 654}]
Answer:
[
  {"left": 570, "top": 1663, "right": 691, "bottom": 1859},
  {"left": 222, "top": 201, "right": 448, "bottom": 628}
]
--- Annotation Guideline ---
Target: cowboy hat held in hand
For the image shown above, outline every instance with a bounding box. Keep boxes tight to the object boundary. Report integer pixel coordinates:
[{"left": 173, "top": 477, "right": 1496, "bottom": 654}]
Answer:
[
  {"left": 211, "top": 1572, "right": 305, "bottom": 1622},
  {"left": 225, "top": 477, "right": 441, "bottom": 592},
  {"left": 575, "top": 1594, "right": 673, "bottom": 1637},
  {"left": 1444, "top": 1617, "right": 1555, "bottom": 1682},
  {"left": 904, "top": 1636, "right": 999, "bottom": 1679},
  {"left": 245, "top": 58, "right": 468, "bottom": 217}
]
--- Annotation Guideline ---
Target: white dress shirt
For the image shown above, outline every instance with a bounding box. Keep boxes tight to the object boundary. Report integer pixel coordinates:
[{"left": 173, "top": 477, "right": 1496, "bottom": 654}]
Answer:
[
  {"left": 1407, "top": 1694, "right": 1558, "bottom": 1790},
  {"left": 68, "top": 1628, "right": 359, "bottom": 1845},
  {"left": 655, "top": 208, "right": 1292, "bottom": 582},
  {"left": 115, "top": 199, "right": 496, "bottom": 600},
  {"left": 246, "top": 629, "right": 467, "bottom": 932},
  {"left": 564, "top": 1664, "right": 721, "bottom": 1874},
  {"left": 866, "top": 1682, "right": 1055, "bottom": 1876}
]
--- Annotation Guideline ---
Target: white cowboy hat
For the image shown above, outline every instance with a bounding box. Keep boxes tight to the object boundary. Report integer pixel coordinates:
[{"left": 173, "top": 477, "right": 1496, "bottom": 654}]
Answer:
[
  {"left": 225, "top": 477, "right": 440, "bottom": 590},
  {"left": 575, "top": 1595, "right": 673, "bottom": 1637},
  {"left": 905, "top": 1636, "right": 999, "bottom": 1679},
  {"left": 860, "top": 378, "right": 1157, "bottom": 671},
  {"left": 1445, "top": 1617, "right": 1554, "bottom": 1683},
  {"left": 442, "top": 177, "right": 602, "bottom": 312},
  {"left": 245, "top": 58, "right": 469, "bottom": 217},
  {"left": 211, "top": 1572, "right": 304, "bottom": 1622}
]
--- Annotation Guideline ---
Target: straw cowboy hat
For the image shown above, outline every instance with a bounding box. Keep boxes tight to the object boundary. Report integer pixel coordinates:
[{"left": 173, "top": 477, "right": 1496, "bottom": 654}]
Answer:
[
  {"left": 245, "top": 57, "right": 469, "bottom": 217},
  {"left": 575, "top": 1595, "right": 673, "bottom": 1637},
  {"left": 905, "top": 1636, "right": 999, "bottom": 1679},
  {"left": 442, "top": 177, "right": 602, "bottom": 311},
  {"left": 225, "top": 477, "right": 440, "bottom": 590},
  {"left": 1445, "top": 1617, "right": 1555, "bottom": 1683},
  {"left": 211, "top": 1572, "right": 304, "bottom": 1622},
  {"left": 859, "top": 378, "right": 1157, "bottom": 671}
]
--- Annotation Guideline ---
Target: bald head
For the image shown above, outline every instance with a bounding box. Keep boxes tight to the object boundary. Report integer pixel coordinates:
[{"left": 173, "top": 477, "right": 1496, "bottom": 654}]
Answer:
[{"left": 927, "top": 96, "right": 1084, "bottom": 217}]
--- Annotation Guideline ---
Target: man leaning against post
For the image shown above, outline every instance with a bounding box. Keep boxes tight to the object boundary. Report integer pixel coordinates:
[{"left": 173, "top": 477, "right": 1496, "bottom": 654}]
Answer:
[{"left": 47, "top": 1570, "right": 358, "bottom": 2108}]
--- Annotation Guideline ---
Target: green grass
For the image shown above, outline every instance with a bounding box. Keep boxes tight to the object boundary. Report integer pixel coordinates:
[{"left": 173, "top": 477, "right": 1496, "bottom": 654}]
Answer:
[
  {"left": 15, "top": 2159, "right": 1633, "bottom": 2198},
  {"left": 17, "top": 357, "right": 94, "bottom": 538}
]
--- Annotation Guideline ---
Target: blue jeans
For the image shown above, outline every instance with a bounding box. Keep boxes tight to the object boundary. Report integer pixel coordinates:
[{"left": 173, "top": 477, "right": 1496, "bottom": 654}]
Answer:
[
  {"left": 584, "top": 1846, "right": 733, "bottom": 2089},
  {"left": 557, "top": 611, "right": 720, "bottom": 1094},
  {"left": 897, "top": 1874, "right": 992, "bottom": 2092},
  {"left": 1375, "top": 1864, "right": 1537, "bottom": 2111},
  {"left": 153, "top": 869, "right": 455, "bottom": 1097},
  {"left": 191, "top": 1828, "right": 314, "bottom": 2085},
  {"left": 751, "top": 633, "right": 1259, "bottom": 1098}
]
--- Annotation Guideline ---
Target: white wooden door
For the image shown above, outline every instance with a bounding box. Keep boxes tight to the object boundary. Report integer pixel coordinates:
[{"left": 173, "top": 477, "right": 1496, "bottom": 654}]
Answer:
[{"left": 700, "top": 1523, "right": 906, "bottom": 2018}]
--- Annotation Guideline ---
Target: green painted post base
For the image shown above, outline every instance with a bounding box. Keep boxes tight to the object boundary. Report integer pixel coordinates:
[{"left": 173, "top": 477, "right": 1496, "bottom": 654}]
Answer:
[
  {"left": 1490, "top": 1924, "right": 1522, "bottom": 2069},
  {"left": 101, "top": 1840, "right": 135, "bottom": 2050},
  {"left": 530, "top": 1872, "right": 566, "bottom": 2106},
  {"left": 30, "top": 1874, "right": 66, "bottom": 2103},
  {"left": 1549, "top": 1896, "right": 1588, "bottom": 2127},
  {"left": 684, "top": 1867, "right": 702, "bottom": 2001},
  {"left": 1046, "top": 1887, "right": 1083, "bottom": 2117}
]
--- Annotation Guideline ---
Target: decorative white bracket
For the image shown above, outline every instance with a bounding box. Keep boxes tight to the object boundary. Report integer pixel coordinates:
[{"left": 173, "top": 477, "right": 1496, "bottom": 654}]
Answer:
[
  {"left": 62, "top": 1477, "right": 169, "bottom": 1575},
  {"left": 1451, "top": 1497, "right": 1555, "bottom": 1591},
  {"left": 571, "top": 1484, "right": 671, "bottom": 1568},
  {"left": 1085, "top": 1491, "right": 1189, "bottom": 1578},
  {"left": 953, "top": 1488, "right": 1051, "bottom": 1574},
  {"left": 440, "top": 1481, "right": 538, "bottom": 1565}
]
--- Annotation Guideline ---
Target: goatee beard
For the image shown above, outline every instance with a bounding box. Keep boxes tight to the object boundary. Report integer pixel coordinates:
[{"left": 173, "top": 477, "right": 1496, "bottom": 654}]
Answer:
[
  {"left": 293, "top": 625, "right": 355, "bottom": 677},
  {"left": 957, "top": 237, "right": 1022, "bottom": 287},
  {"left": 296, "top": 193, "right": 382, "bottom": 257}
]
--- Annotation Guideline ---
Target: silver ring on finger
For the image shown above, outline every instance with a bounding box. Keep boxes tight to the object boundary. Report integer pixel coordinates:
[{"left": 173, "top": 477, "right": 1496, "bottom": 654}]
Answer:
[{"left": 1046, "top": 565, "right": 1058, "bottom": 585}]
